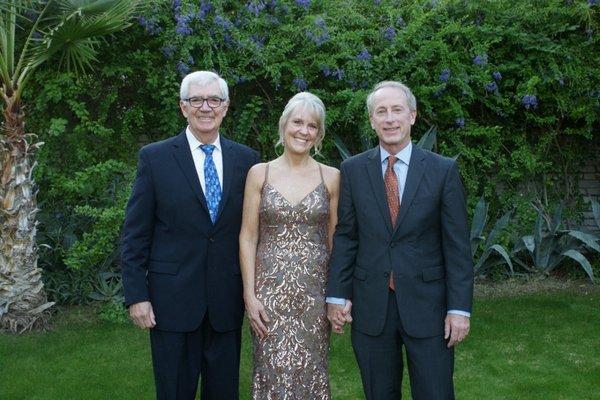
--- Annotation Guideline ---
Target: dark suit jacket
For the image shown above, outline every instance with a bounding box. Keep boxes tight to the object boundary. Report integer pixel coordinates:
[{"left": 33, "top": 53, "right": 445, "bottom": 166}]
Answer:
[
  {"left": 326, "top": 144, "right": 473, "bottom": 338},
  {"left": 121, "top": 131, "right": 259, "bottom": 333}
]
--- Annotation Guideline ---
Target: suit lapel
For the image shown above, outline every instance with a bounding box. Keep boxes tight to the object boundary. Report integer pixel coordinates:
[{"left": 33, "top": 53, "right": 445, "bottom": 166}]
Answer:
[
  {"left": 216, "top": 137, "right": 236, "bottom": 222},
  {"left": 365, "top": 146, "right": 393, "bottom": 234},
  {"left": 393, "top": 146, "right": 426, "bottom": 236},
  {"left": 171, "top": 131, "right": 210, "bottom": 215}
]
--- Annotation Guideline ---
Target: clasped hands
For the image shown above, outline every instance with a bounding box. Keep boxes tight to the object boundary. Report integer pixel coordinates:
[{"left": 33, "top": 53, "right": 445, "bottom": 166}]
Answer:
[{"left": 326, "top": 301, "right": 352, "bottom": 334}]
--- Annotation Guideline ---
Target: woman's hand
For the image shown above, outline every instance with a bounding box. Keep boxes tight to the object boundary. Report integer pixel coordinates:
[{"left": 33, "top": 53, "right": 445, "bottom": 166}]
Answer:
[{"left": 245, "top": 295, "right": 270, "bottom": 339}]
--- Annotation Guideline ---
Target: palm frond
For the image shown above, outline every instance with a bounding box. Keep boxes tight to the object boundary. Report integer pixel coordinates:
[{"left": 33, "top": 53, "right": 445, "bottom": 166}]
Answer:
[{"left": 20, "top": 0, "right": 141, "bottom": 76}]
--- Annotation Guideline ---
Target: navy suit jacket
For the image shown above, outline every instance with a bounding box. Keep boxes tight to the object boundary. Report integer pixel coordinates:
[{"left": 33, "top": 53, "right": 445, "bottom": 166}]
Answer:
[
  {"left": 326, "top": 145, "right": 474, "bottom": 338},
  {"left": 121, "top": 131, "right": 260, "bottom": 332}
]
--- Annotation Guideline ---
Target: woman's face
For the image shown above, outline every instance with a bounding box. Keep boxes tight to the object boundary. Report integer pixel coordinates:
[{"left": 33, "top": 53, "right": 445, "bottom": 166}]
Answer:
[{"left": 282, "top": 107, "right": 320, "bottom": 155}]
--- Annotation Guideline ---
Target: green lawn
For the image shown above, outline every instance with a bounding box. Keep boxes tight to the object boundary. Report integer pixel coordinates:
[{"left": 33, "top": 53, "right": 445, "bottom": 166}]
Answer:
[{"left": 1, "top": 286, "right": 599, "bottom": 399}]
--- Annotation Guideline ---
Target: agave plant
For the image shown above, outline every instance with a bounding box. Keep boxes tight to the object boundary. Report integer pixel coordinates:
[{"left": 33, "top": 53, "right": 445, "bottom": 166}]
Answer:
[
  {"left": 470, "top": 197, "right": 514, "bottom": 275},
  {"left": 592, "top": 199, "right": 600, "bottom": 230},
  {"left": 513, "top": 204, "right": 600, "bottom": 283},
  {"left": 0, "top": 0, "right": 141, "bottom": 333}
]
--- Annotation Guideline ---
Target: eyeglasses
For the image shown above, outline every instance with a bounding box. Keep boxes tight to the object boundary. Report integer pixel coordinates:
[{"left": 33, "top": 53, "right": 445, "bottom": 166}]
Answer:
[{"left": 184, "top": 96, "right": 225, "bottom": 109}]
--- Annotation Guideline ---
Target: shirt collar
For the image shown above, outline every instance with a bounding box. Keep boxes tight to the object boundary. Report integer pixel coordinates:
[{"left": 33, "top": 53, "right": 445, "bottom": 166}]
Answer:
[
  {"left": 380, "top": 141, "right": 412, "bottom": 166},
  {"left": 185, "top": 127, "right": 221, "bottom": 153}
]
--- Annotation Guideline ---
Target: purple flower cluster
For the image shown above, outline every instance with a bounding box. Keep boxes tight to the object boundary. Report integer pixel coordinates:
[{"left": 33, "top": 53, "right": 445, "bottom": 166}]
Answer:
[
  {"left": 246, "top": 1, "right": 266, "bottom": 16},
  {"left": 473, "top": 54, "right": 488, "bottom": 66},
  {"left": 177, "top": 60, "right": 190, "bottom": 76},
  {"left": 161, "top": 44, "right": 176, "bottom": 59},
  {"left": 492, "top": 71, "right": 502, "bottom": 81},
  {"left": 306, "top": 17, "right": 330, "bottom": 46},
  {"left": 485, "top": 82, "right": 498, "bottom": 93},
  {"left": 197, "top": 2, "right": 212, "bottom": 21},
  {"left": 439, "top": 68, "right": 451, "bottom": 83},
  {"left": 295, "top": 0, "right": 311, "bottom": 9},
  {"left": 589, "top": 0, "right": 598, "bottom": 6},
  {"left": 293, "top": 77, "right": 308, "bottom": 91},
  {"left": 396, "top": 17, "right": 405, "bottom": 28},
  {"left": 522, "top": 95, "right": 538, "bottom": 109},
  {"left": 175, "top": 13, "right": 194, "bottom": 35},
  {"left": 374, "top": 0, "right": 382, "bottom": 5},
  {"left": 455, "top": 118, "right": 465, "bottom": 128},
  {"left": 139, "top": 17, "right": 162, "bottom": 36},
  {"left": 382, "top": 27, "right": 396, "bottom": 41},
  {"left": 24, "top": 9, "right": 38, "bottom": 21},
  {"left": 215, "top": 15, "right": 234, "bottom": 30},
  {"left": 176, "top": 55, "right": 194, "bottom": 76},
  {"left": 172, "top": 0, "right": 181, "bottom": 12},
  {"left": 332, "top": 68, "right": 344, "bottom": 80},
  {"left": 356, "top": 49, "right": 371, "bottom": 61},
  {"left": 251, "top": 35, "right": 266, "bottom": 48}
]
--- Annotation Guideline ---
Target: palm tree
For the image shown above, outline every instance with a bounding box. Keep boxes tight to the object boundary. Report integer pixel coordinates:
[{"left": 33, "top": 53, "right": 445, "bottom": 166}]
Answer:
[{"left": 0, "top": 0, "right": 141, "bottom": 334}]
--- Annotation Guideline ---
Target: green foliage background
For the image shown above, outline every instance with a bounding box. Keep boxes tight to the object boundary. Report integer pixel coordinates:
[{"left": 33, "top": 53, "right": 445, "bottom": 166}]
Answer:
[{"left": 21, "top": 0, "right": 599, "bottom": 303}]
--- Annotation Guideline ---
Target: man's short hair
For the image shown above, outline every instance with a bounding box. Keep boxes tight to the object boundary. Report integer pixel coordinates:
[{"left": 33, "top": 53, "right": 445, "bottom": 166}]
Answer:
[
  {"left": 180, "top": 71, "right": 229, "bottom": 101},
  {"left": 366, "top": 81, "right": 417, "bottom": 114}
]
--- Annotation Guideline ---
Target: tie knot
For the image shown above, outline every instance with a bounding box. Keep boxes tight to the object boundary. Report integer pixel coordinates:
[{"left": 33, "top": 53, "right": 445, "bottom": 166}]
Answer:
[
  {"left": 200, "top": 144, "right": 215, "bottom": 156},
  {"left": 387, "top": 155, "right": 398, "bottom": 167}
]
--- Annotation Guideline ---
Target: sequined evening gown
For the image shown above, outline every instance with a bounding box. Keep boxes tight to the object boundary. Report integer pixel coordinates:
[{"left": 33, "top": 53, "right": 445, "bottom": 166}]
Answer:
[{"left": 252, "top": 163, "right": 331, "bottom": 400}]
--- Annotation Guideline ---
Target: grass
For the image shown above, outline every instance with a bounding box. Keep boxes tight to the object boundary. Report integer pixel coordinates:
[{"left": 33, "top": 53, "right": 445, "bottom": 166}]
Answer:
[{"left": 1, "top": 281, "right": 599, "bottom": 399}]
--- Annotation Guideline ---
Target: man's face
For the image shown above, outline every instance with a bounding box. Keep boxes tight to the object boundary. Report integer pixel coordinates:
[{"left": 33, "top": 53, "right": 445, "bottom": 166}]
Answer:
[
  {"left": 179, "top": 81, "right": 228, "bottom": 141},
  {"left": 369, "top": 86, "right": 416, "bottom": 153}
]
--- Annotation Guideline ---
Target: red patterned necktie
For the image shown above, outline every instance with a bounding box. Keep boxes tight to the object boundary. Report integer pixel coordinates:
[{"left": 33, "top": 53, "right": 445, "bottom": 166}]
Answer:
[{"left": 384, "top": 155, "right": 400, "bottom": 290}]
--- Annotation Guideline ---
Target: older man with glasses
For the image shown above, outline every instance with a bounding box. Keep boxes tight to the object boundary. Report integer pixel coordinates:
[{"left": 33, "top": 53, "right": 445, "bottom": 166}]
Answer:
[{"left": 121, "top": 70, "right": 260, "bottom": 400}]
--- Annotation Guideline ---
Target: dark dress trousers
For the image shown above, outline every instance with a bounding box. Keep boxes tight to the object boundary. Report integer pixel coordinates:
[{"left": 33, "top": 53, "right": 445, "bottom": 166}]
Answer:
[
  {"left": 327, "top": 145, "right": 474, "bottom": 400},
  {"left": 121, "top": 131, "right": 259, "bottom": 399}
]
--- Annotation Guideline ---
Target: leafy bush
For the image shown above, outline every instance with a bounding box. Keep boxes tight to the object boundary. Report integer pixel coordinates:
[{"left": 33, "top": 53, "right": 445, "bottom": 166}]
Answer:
[{"left": 21, "top": 0, "right": 599, "bottom": 290}]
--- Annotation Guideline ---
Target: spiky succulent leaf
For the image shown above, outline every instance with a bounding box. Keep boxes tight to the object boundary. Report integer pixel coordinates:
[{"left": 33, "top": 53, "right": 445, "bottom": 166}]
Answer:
[
  {"left": 416, "top": 126, "right": 437, "bottom": 151},
  {"left": 592, "top": 200, "right": 600, "bottom": 230},
  {"left": 562, "top": 249, "right": 595, "bottom": 283},
  {"left": 333, "top": 134, "right": 351, "bottom": 160},
  {"left": 568, "top": 230, "right": 600, "bottom": 253},
  {"left": 470, "top": 197, "right": 488, "bottom": 256},
  {"left": 549, "top": 203, "right": 563, "bottom": 235}
]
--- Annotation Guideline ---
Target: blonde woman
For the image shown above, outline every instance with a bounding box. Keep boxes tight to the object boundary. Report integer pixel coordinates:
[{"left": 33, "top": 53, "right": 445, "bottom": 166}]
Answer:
[{"left": 239, "top": 92, "right": 341, "bottom": 399}]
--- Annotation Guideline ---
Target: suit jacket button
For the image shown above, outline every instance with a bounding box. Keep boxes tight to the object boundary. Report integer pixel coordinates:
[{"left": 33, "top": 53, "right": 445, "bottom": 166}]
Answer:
[
  {"left": 384, "top": 272, "right": 390, "bottom": 277},
  {"left": 390, "top": 243, "right": 395, "bottom": 248},
  {"left": 209, "top": 237, "right": 214, "bottom": 242}
]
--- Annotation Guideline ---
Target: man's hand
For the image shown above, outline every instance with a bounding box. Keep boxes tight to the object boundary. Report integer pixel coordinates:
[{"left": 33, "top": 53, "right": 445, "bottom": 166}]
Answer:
[
  {"left": 444, "top": 314, "right": 470, "bottom": 348},
  {"left": 129, "top": 301, "right": 156, "bottom": 329},
  {"left": 327, "top": 300, "right": 352, "bottom": 334}
]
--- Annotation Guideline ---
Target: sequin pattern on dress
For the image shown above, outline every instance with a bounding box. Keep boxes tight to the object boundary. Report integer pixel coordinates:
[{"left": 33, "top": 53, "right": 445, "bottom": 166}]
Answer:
[{"left": 252, "top": 165, "right": 331, "bottom": 400}]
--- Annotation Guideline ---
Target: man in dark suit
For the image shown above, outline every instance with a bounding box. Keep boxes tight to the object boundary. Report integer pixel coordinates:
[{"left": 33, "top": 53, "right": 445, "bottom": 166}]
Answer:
[
  {"left": 121, "top": 70, "right": 259, "bottom": 400},
  {"left": 326, "top": 81, "right": 473, "bottom": 400}
]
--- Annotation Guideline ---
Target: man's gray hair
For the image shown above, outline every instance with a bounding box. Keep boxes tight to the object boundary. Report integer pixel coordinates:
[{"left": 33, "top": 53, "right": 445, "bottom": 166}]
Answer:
[
  {"left": 180, "top": 71, "right": 229, "bottom": 101},
  {"left": 366, "top": 81, "right": 417, "bottom": 114},
  {"left": 277, "top": 92, "right": 326, "bottom": 156}
]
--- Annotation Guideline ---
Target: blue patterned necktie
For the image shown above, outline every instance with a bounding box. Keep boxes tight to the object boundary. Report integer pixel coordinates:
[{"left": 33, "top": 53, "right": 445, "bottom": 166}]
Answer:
[{"left": 200, "top": 144, "right": 221, "bottom": 224}]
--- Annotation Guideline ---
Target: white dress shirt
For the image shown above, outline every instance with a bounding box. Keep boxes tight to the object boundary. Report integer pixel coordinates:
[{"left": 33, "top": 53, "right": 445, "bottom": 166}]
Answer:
[
  {"left": 326, "top": 142, "right": 470, "bottom": 318},
  {"left": 185, "top": 127, "right": 224, "bottom": 193}
]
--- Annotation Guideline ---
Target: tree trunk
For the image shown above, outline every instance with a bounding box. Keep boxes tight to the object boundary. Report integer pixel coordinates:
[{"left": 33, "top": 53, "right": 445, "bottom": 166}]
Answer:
[{"left": 0, "top": 95, "right": 54, "bottom": 334}]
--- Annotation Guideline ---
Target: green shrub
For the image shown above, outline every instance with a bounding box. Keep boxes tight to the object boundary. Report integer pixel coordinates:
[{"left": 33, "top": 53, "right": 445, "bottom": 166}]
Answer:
[{"left": 23, "top": 0, "right": 598, "bottom": 290}]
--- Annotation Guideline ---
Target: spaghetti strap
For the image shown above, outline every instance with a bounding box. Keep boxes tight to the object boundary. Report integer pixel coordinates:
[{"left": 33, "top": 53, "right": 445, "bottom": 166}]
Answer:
[
  {"left": 261, "top": 163, "right": 270, "bottom": 191},
  {"left": 264, "top": 162, "right": 270, "bottom": 183},
  {"left": 317, "top": 163, "right": 324, "bottom": 185}
]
